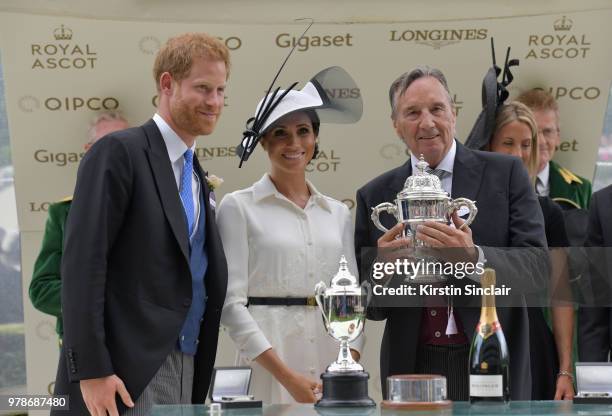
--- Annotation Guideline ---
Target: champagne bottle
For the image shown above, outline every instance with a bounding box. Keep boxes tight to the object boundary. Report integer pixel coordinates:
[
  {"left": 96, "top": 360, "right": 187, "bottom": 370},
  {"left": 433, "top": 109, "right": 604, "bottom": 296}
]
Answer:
[{"left": 469, "top": 268, "right": 510, "bottom": 403}]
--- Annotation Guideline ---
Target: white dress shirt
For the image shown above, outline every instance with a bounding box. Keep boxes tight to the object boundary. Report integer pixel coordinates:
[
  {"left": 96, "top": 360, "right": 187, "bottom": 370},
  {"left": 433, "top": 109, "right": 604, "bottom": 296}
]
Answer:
[
  {"left": 536, "top": 162, "right": 551, "bottom": 196},
  {"left": 217, "top": 173, "right": 362, "bottom": 404},
  {"left": 153, "top": 113, "right": 201, "bottom": 239}
]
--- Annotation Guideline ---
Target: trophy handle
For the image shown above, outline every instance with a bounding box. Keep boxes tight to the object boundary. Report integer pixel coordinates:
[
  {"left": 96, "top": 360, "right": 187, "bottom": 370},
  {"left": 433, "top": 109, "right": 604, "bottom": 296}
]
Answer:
[
  {"left": 361, "top": 280, "right": 372, "bottom": 310},
  {"left": 370, "top": 202, "right": 398, "bottom": 233},
  {"left": 449, "top": 198, "right": 478, "bottom": 229},
  {"left": 314, "top": 282, "right": 331, "bottom": 331}
]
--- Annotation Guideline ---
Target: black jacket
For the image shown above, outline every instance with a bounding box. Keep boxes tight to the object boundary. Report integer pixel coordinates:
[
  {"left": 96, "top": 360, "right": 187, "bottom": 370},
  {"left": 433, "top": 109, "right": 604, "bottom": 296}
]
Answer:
[{"left": 53, "top": 119, "right": 228, "bottom": 415}]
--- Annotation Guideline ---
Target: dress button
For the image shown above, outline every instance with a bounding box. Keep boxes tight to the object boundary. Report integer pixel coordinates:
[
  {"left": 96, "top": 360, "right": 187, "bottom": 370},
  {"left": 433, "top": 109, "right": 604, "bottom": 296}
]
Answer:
[
  {"left": 430, "top": 310, "right": 437, "bottom": 317},
  {"left": 181, "top": 335, "right": 185, "bottom": 341},
  {"left": 310, "top": 367, "right": 317, "bottom": 374},
  {"left": 307, "top": 241, "right": 313, "bottom": 246},
  {"left": 434, "top": 331, "right": 441, "bottom": 338}
]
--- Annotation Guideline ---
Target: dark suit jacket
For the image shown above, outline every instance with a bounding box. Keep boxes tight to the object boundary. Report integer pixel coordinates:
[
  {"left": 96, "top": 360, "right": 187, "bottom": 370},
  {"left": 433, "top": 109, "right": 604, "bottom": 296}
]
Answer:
[
  {"left": 355, "top": 141, "right": 547, "bottom": 400},
  {"left": 578, "top": 184, "right": 612, "bottom": 362},
  {"left": 53, "top": 119, "right": 228, "bottom": 415}
]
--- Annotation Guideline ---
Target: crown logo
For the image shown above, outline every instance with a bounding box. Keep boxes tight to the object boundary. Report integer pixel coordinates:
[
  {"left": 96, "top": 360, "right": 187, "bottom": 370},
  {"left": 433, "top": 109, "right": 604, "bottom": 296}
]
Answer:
[
  {"left": 53, "top": 24, "right": 73, "bottom": 41},
  {"left": 553, "top": 16, "right": 573, "bottom": 31}
]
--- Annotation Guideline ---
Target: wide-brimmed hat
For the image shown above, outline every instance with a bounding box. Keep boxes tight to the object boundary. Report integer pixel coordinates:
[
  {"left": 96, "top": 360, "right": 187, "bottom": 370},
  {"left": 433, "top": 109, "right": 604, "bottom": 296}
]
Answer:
[
  {"left": 464, "top": 39, "right": 519, "bottom": 150},
  {"left": 237, "top": 66, "right": 363, "bottom": 166}
]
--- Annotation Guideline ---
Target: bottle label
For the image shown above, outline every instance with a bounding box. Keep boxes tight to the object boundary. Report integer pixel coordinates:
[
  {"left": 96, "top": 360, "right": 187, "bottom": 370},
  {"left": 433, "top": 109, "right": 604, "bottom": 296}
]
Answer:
[
  {"left": 476, "top": 321, "right": 500, "bottom": 339},
  {"left": 470, "top": 375, "right": 503, "bottom": 397}
]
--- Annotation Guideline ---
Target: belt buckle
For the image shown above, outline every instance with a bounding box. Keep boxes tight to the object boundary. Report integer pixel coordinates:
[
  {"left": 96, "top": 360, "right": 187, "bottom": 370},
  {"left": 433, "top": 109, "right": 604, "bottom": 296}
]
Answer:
[{"left": 306, "top": 297, "right": 317, "bottom": 307}]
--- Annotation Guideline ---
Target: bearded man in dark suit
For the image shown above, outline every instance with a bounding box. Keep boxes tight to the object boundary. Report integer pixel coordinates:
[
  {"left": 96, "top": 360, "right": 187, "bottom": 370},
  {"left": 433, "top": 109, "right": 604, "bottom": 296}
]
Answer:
[
  {"left": 355, "top": 66, "right": 547, "bottom": 400},
  {"left": 53, "top": 33, "right": 229, "bottom": 416}
]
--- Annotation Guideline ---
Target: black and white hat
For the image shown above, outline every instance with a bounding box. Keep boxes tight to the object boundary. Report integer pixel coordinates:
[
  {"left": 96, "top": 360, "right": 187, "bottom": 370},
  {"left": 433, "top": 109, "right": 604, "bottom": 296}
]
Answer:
[{"left": 237, "top": 66, "right": 363, "bottom": 167}]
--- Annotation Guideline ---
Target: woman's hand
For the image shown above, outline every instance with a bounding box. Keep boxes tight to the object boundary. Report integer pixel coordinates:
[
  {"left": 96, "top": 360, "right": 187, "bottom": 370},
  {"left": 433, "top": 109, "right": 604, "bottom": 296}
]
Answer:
[
  {"left": 283, "top": 371, "right": 322, "bottom": 403},
  {"left": 554, "top": 374, "right": 575, "bottom": 400}
]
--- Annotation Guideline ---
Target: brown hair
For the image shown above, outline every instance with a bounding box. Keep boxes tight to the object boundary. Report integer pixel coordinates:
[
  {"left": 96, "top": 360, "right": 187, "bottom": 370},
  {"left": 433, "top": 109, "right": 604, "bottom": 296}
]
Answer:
[
  {"left": 153, "top": 33, "right": 231, "bottom": 92},
  {"left": 493, "top": 101, "right": 540, "bottom": 179},
  {"left": 516, "top": 89, "right": 559, "bottom": 124}
]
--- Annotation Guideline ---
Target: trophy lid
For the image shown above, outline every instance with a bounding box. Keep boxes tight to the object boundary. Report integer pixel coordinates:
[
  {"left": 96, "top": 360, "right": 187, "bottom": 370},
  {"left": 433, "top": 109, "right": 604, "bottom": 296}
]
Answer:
[
  {"left": 399, "top": 155, "right": 450, "bottom": 200},
  {"left": 330, "top": 255, "right": 358, "bottom": 287}
]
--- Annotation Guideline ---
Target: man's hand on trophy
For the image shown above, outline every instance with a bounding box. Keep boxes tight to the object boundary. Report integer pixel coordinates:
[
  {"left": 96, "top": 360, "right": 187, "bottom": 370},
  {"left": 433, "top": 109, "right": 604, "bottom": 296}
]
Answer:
[
  {"left": 416, "top": 212, "right": 478, "bottom": 264},
  {"left": 377, "top": 223, "right": 411, "bottom": 249},
  {"left": 283, "top": 371, "right": 321, "bottom": 403}
]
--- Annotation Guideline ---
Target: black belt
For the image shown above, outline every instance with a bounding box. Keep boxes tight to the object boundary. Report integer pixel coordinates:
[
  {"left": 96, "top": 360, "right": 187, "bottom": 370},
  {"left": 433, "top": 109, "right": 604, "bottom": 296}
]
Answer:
[{"left": 247, "top": 296, "right": 318, "bottom": 307}]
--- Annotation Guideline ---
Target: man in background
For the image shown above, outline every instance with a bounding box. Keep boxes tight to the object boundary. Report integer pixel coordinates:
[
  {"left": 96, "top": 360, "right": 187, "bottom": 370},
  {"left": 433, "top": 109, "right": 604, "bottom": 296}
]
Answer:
[
  {"left": 29, "top": 111, "right": 129, "bottom": 341},
  {"left": 517, "top": 89, "right": 592, "bottom": 209}
]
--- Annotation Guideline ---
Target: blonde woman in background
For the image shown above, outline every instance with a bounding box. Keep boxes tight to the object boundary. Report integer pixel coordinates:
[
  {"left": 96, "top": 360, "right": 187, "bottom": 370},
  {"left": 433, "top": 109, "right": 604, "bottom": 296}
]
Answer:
[{"left": 487, "top": 101, "right": 575, "bottom": 400}]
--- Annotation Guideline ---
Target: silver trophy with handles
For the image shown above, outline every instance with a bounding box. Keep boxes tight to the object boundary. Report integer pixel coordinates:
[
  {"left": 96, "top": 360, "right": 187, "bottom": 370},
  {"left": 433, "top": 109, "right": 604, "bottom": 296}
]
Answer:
[
  {"left": 370, "top": 155, "right": 478, "bottom": 282},
  {"left": 313, "top": 256, "right": 375, "bottom": 407}
]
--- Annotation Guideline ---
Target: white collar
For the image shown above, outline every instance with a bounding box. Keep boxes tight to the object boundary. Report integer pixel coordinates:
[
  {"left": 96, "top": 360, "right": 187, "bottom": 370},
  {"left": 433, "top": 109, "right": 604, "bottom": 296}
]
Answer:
[
  {"left": 252, "top": 173, "right": 331, "bottom": 212},
  {"left": 410, "top": 139, "right": 457, "bottom": 173},
  {"left": 152, "top": 113, "right": 195, "bottom": 163},
  {"left": 537, "top": 162, "right": 550, "bottom": 186}
]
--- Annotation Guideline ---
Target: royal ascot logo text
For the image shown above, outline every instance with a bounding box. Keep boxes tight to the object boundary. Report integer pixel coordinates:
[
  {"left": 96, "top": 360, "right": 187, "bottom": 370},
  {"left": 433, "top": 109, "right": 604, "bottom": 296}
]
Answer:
[
  {"left": 18, "top": 96, "right": 119, "bottom": 112},
  {"left": 31, "top": 24, "right": 97, "bottom": 69},
  {"left": 389, "top": 28, "right": 487, "bottom": 49},
  {"left": 276, "top": 33, "right": 353, "bottom": 52},
  {"left": 307, "top": 149, "right": 341, "bottom": 173},
  {"left": 525, "top": 16, "right": 591, "bottom": 60}
]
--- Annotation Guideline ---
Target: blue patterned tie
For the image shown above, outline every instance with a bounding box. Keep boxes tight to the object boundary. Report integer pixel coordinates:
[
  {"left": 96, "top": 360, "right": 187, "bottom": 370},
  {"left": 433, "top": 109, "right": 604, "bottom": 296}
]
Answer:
[{"left": 179, "top": 149, "right": 195, "bottom": 237}]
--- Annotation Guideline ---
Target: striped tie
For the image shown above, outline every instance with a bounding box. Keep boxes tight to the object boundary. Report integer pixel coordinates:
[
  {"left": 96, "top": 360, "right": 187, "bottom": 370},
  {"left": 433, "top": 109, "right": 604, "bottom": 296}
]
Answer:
[{"left": 425, "top": 166, "right": 448, "bottom": 180}]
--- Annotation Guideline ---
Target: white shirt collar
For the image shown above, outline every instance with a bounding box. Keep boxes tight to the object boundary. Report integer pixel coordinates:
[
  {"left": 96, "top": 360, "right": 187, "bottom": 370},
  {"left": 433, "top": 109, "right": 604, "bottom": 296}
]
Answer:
[
  {"left": 537, "top": 162, "right": 550, "bottom": 186},
  {"left": 152, "top": 113, "right": 195, "bottom": 162},
  {"left": 252, "top": 173, "right": 331, "bottom": 212},
  {"left": 410, "top": 139, "right": 456, "bottom": 173}
]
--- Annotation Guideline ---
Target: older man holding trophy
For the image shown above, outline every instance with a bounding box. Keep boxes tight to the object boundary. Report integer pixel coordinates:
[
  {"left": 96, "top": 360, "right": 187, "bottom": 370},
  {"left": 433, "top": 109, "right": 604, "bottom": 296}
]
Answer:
[{"left": 354, "top": 66, "right": 548, "bottom": 401}]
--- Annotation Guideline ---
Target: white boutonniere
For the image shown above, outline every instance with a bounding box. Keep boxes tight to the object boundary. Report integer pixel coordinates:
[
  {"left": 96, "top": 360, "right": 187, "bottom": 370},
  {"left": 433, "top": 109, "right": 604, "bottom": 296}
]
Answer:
[{"left": 205, "top": 174, "right": 224, "bottom": 191}]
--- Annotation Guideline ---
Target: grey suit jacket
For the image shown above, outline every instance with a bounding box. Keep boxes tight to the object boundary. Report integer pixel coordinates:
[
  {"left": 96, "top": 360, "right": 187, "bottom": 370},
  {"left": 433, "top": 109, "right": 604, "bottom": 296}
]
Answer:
[{"left": 354, "top": 141, "right": 547, "bottom": 400}]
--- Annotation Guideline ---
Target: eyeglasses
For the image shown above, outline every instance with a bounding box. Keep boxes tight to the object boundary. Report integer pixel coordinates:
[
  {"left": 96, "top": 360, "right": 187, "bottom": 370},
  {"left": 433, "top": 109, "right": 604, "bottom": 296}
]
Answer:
[{"left": 538, "top": 127, "right": 560, "bottom": 139}]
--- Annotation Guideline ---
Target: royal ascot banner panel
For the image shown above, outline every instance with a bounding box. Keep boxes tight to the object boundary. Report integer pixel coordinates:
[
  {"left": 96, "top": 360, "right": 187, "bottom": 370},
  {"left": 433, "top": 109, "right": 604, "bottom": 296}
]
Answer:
[{"left": 0, "top": 9, "right": 610, "bottom": 405}]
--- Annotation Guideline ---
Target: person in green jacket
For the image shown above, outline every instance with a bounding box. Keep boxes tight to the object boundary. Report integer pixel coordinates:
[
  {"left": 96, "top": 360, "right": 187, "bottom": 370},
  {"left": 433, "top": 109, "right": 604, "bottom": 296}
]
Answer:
[
  {"left": 29, "top": 111, "right": 129, "bottom": 340},
  {"left": 517, "top": 89, "right": 592, "bottom": 209}
]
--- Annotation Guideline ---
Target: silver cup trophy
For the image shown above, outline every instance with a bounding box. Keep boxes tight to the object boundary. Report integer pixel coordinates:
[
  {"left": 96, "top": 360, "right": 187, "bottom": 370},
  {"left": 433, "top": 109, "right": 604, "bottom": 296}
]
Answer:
[
  {"left": 371, "top": 155, "right": 478, "bottom": 282},
  {"left": 314, "top": 256, "right": 375, "bottom": 407}
]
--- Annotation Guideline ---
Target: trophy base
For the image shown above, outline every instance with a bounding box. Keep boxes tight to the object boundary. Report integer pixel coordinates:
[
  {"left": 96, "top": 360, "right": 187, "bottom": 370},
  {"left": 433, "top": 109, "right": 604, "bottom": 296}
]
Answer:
[{"left": 315, "top": 371, "right": 376, "bottom": 408}]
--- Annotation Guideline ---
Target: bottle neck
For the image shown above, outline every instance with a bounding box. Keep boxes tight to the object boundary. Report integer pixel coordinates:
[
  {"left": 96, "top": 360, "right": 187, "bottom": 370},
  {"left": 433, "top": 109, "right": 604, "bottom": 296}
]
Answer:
[{"left": 480, "top": 293, "right": 498, "bottom": 323}]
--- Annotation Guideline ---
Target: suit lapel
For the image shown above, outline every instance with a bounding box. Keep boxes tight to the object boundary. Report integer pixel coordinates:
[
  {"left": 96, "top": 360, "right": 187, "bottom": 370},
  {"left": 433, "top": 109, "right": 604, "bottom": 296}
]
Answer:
[
  {"left": 451, "top": 141, "right": 485, "bottom": 201},
  {"left": 142, "top": 119, "right": 190, "bottom": 263}
]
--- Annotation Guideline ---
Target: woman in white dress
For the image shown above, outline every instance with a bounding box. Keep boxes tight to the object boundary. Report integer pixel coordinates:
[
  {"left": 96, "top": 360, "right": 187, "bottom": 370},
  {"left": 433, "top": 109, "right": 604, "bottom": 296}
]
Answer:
[{"left": 217, "top": 67, "right": 363, "bottom": 404}]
